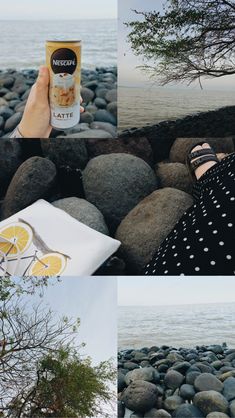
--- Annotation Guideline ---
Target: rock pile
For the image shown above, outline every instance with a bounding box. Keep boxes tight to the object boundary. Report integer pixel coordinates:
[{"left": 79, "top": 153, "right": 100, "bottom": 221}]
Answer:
[
  {"left": 0, "top": 67, "right": 117, "bottom": 138},
  {"left": 118, "top": 344, "right": 235, "bottom": 417}
]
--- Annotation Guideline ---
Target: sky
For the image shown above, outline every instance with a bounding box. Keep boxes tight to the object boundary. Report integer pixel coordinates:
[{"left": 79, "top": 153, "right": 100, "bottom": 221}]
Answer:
[
  {"left": 0, "top": 0, "right": 117, "bottom": 20},
  {"left": 118, "top": 276, "right": 235, "bottom": 306},
  {"left": 118, "top": 0, "right": 235, "bottom": 90},
  {"left": 26, "top": 277, "right": 117, "bottom": 365}
]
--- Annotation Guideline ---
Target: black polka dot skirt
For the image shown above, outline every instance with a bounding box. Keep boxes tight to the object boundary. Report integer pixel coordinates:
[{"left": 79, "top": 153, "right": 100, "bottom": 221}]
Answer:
[{"left": 144, "top": 153, "right": 235, "bottom": 275}]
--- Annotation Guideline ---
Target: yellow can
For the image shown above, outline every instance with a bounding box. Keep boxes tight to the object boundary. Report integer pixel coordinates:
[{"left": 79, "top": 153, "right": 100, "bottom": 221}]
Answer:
[{"left": 46, "top": 40, "right": 82, "bottom": 130}]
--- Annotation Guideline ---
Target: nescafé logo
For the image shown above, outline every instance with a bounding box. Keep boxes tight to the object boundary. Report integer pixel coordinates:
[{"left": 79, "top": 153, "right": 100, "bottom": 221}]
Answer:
[{"left": 51, "top": 48, "right": 77, "bottom": 74}]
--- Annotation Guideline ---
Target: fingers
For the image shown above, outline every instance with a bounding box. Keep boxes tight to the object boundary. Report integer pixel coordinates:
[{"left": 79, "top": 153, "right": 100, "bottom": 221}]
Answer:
[
  {"left": 35, "top": 66, "right": 50, "bottom": 98},
  {"left": 80, "top": 106, "right": 84, "bottom": 113}
]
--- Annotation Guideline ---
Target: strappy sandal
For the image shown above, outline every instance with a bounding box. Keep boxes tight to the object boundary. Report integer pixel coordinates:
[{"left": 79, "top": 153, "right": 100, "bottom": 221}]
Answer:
[{"left": 186, "top": 142, "right": 219, "bottom": 180}]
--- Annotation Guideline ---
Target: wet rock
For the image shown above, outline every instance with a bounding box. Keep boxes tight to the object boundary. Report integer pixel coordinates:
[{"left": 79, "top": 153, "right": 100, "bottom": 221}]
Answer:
[
  {"left": 179, "top": 383, "right": 195, "bottom": 400},
  {"left": 115, "top": 188, "right": 193, "bottom": 273},
  {"left": 222, "top": 376, "right": 235, "bottom": 401},
  {"left": 52, "top": 197, "right": 109, "bottom": 235},
  {"left": 121, "top": 380, "right": 158, "bottom": 413},
  {"left": 2, "top": 157, "right": 57, "bottom": 219},
  {"left": 186, "top": 371, "right": 201, "bottom": 385},
  {"left": 83, "top": 153, "right": 157, "bottom": 231},
  {"left": 194, "top": 390, "right": 228, "bottom": 415}
]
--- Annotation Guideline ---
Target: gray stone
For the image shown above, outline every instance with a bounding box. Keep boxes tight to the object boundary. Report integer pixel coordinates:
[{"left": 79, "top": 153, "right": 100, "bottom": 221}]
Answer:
[
  {"left": 164, "top": 395, "right": 183, "bottom": 411},
  {"left": 84, "top": 80, "right": 99, "bottom": 90},
  {"left": 85, "top": 104, "right": 98, "bottom": 114},
  {"left": 83, "top": 153, "right": 158, "bottom": 230},
  {"left": 0, "top": 105, "right": 14, "bottom": 120},
  {"left": 94, "top": 109, "right": 116, "bottom": 125},
  {"left": 90, "top": 121, "right": 117, "bottom": 137},
  {"left": 0, "top": 76, "right": 14, "bottom": 88},
  {"left": 118, "top": 400, "right": 125, "bottom": 418},
  {"left": 2, "top": 157, "right": 57, "bottom": 219},
  {"left": 94, "top": 97, "right": 107, "bottom": 109},
  {"left": 64, "top": 129, "right": 113, "bottom": 139},
  {"left": 52, "top": 197, "right": 109, "bottom": 235},
  {"left": 170, "top": 137, "right": 234, "bottom": 163},
  {"left": 41, "top": 138, "right": 88, "bottom": 169},
  {"left": 206, "top": 413, "right": 230, "bottom": 418},
  {"left": 121, "top": 380, "right": 158, "bottom": 414},
  {"left": 4, "top": 112, "right": 23, "bottom": 133},
  {"left": 164, "top": 370, "right": 184, "bottom": 390},
  {"left": 179, "top": 383, "right": 195, "bottom": 400},
  {"left": 125, "top": 367, "right": 159, "bottom": 385},
  {"left": 80, "top": 111, "right": 94, "bottom": 124},
  {"left": 230, "top": 399, "right": 235, "bottom": 417},
  {"left": 194, "top": 391, "right": 229, "bottom": 415},
  {"left": 124, "top": 362, "right": 140, "bottom": 371},
  {"left": 107, "top": 101, "right": 117, "bottom": 117},
  {"left": 156, "top": 162, "right": 193, "bottom": 194},
  {"left": 0, "top": 139, "right": 22, "bottom": 195},
  {"left": 0, "top": 116, "right": 4, "bottom": 129},
  {"left": 186, "top": 371, "right": 201, "bottom": 385},
  {"left": 81, "top": 87, "right": 95, "bottom": 103},
  {"left": 105, "top": 89, "right": 117, "bottom": 102},
  {"left": 68, "top": 123, "right": 90, "bottom": 134},
  {"left": 223, "top": 377, "right": 235, "bottom": 401},
  {"left": 4, "top": 92, "right": 19, "bottom": 101},
  {"left": 21, "top": 88, "right": 31, "bottom": 100},
  {"left": 96, "top": 87, "right": 108, "bottom": 99},
  {"left": 0, "top": 87, "right": 9, "bottom": 96},
  {"left": 116, "top": 188, "right": 193, "bottom": 273},
  {"left": 8, "top": 99, "right": 21, "bottom": 109},
  {"left": 13, "top": 83, "right": 28, "bottom": 95},
  {"left": 0, "top": 98, "right": 8, "bottom": 106},
  {"left": 172, "top": 404, "right": 204, "bottom": 417},
  {"left": 118, "top": 371, "right": 126, "bottom": 392},
  {"left": 145, "top": 409, "right": 171, "bottom": 418},
  {"left": 194, "top": 373, "right": 223, "bottom": 393}
]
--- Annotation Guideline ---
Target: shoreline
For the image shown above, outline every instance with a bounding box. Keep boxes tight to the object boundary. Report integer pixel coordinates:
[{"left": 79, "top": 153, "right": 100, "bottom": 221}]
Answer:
[
  {"left": 118, "top": 344, "right": 235, "bottom": 417},
  {"left": 0, "top": 66, "right": 117, "bottom": 138}
]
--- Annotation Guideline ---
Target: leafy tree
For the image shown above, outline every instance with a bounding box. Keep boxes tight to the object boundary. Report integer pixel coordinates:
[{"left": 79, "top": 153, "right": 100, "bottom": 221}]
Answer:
[
  {"left": 126, "top": 0, "right": 235, "bottom": 86},
  {"left": 0, "top": 281, "right": 116, "bottom": 418}
]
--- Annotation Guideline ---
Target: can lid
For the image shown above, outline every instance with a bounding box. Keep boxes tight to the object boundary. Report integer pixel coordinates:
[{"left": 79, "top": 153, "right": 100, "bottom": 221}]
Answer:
[{"left": 46, "top": 40, "right": 82, "bottom": 43}]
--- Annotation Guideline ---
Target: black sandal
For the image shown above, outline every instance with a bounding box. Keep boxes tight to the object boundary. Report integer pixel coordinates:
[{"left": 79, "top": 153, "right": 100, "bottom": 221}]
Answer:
[{"left": 186, "top": 142, "right": 219, "bottom": 180}]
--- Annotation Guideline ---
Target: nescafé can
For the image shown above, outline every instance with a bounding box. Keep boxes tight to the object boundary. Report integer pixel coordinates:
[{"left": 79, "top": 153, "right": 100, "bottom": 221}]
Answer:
[{"left": 46, "top": 40, "right": 82, "bottom": 130}]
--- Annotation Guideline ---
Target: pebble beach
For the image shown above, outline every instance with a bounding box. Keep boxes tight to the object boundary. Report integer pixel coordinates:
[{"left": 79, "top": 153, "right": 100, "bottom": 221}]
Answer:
[
  {"left": 0, "top": 67, "right": 117, "bottom": 138},
  {"left": 118, "top": 344, "right": 235, "bottom": 417}
]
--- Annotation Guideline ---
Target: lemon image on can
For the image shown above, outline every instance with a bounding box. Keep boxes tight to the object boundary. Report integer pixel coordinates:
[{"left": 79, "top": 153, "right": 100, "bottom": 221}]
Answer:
[{"left": 46, "top": 40, "right": 82, "bottom": 130}]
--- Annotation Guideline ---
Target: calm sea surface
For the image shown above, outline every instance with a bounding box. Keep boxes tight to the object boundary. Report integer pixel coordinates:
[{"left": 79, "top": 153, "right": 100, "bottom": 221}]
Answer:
[
  {"left": 0, "top": 19, "right": 117, "bottom": 69},
  {"left": 118, "top": 303, "right": 235, "bottom": 350},
  {"left": 119, "top": 86, "right": 235, "bottom": 131}
]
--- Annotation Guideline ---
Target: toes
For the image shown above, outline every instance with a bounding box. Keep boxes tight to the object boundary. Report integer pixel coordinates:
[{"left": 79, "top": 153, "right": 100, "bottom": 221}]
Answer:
[
  {"left": 191, "top": 144, "right": 203, "bottom": 153},
  {"left": 202, "top": 142, "right": 211, "bottom": 149}
]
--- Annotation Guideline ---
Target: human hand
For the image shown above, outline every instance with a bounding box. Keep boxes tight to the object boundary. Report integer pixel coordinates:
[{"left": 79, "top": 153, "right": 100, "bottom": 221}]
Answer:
[{"left": 18, "top": 66, "right": 84, "bottom": 138}]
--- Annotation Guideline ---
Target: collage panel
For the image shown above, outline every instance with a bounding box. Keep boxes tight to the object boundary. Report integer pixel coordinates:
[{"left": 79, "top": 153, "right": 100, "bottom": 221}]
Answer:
[
  {"left": 0, "top": 276, "right": 117, "bottom": 417},
  {"left": 118, "top": 277, "right": 235, "bottom": 418}
]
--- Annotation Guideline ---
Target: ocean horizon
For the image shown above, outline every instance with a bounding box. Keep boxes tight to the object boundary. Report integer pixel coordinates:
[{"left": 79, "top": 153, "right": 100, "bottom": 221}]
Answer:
[
  {"left": 0, "top": 19, "right": 117, "bottom": 70},
  {"left": 118, "top": 85, "right": 235, "bottom": 131},
  {"left": 118, "top": 301, "right": 235, "bottom": 350}
]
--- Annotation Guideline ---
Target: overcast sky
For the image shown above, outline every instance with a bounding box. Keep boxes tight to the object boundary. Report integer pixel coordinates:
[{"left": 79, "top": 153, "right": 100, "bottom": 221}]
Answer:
[
  {"left": 0, "top": 0, "right": 117, "bottom": 20},
  {"left": 118, "top": 277, "right": 235, "bottom": 306},
  {"left": 118, "top": 0, "right": 235, "bottom": 89},
  {"left": 27, "top": 277, "right": 117, "bottom": 365}
]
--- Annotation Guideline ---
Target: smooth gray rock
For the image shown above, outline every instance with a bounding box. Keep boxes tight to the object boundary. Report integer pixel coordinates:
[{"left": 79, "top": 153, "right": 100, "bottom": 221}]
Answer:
[
  {"left": 0, "top": 105, "right": 14, "bottom": 120},
  {"left": 107, "top": 101, "right": 117, "bottom": 117},
  {"left": 83, "top": 153, "right": 158, "bottom": 230},
  {"left": 105, "top": 88, "right": 117, "bottom": 102},
  {"left": 121, "top": 380, "right": 158, "bottom": 414},
  {"left": 230, "top": 399, "right": 235, "bottom": 417},
  {"left": 206, "top": 413, "right": 230, "bottom": 418},
  {"left": 80, "top": 111, "right": 94, "bottom": 124},
  {"left": 115, "top": 188, "right": 193, "bottom": 273},
  {"left": 223, "top": 376, "right": 235, "bottom": 401},
  {"left": 4, "top": 112, "right": 23, "bottom": 132},
  {"left": 172, "top": 404, "right": 204, "bottom": 417},
  {"left": 125, "top": 367, "right": 160, "bottom": 385},
  {"left": 52, "top": 197, "right": 109, "bottom": 235},
  {"left": 194, "top": 390, "right": 229, "bottom": 415},
  {"left": 81, "top": 87, "right": 95, "bottom": 103},
  {"left": 0, "top": 139, "right": 22, "bottom": 196},
  {"left": 164, "top": 395, "right": 183, "bottom": 411},
  {"left": 41, "top": 138, "right": 88, "bottom": 169},
  {"left": 179, "top": 383, "right": 195, "bottom": 400},
  {"left": 145, "top": 409, "right": 171, "bottom": 418},
  {"left": 156, "top": 162, "right": 193, "bottom": 194},
  {"left": 94, "top": 97, "right": 107, "bottom": 109},
  {"left": 65, "top": 129, "right": 113, "bottom": 139},
  {"left": 2, "top": 157, "right": 57, "bottom": 218},
  {"left": 164, "top": 370, "right": 184, "bottom": 390},
  {"left": 94, "top": 109, "right": 116, "bottom": 125},
  {"left": 194, "top": 373, "right": 223, "bottom": 393},
  {"left": 90, "top": 121, "right": 117, "bottom": 137}
]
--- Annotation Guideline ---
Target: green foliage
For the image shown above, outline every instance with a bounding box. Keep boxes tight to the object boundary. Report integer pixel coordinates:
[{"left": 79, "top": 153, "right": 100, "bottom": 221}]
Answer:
[
  {"left": 10, "top": 349, "right": 116, "bottom": 418},
  {"left": 126, "top": 0, "right": 235, "bottom": 85}
]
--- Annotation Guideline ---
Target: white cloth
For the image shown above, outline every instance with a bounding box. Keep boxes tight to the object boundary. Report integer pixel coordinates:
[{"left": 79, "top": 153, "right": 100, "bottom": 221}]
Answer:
[{"left": 0, "top": 199, "right": 120, "bottom": 276}]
